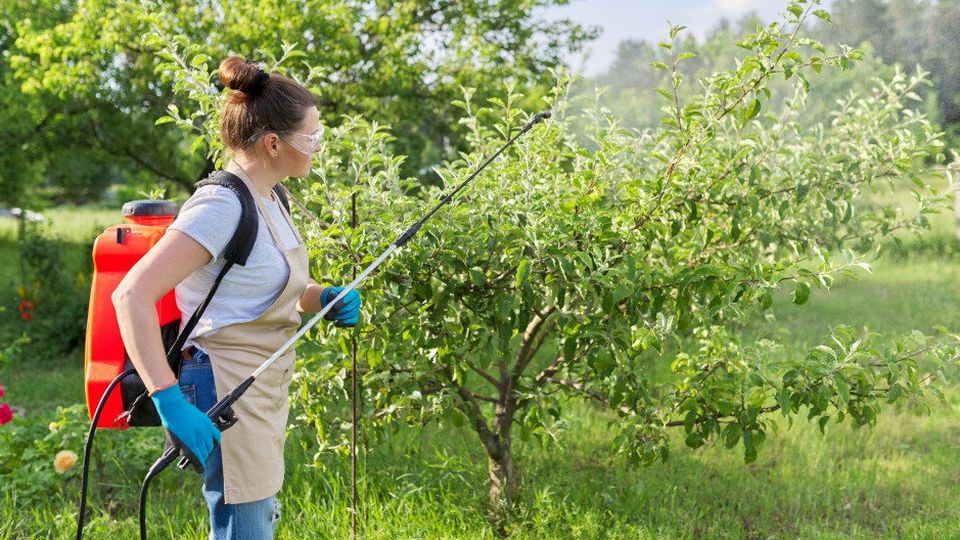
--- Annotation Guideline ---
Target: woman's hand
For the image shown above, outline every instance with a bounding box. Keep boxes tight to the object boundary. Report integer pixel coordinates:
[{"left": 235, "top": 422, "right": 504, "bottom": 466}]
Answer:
[
  {"left": 320, "top": 286, "right": 362, "bottom": 327},
  {"left": 151, "top": 385, "right": 221, "bottom": 467}
]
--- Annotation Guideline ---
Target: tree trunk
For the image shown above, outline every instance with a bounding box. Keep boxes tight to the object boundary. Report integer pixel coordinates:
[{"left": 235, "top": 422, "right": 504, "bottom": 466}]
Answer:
[
  {"left": 487, "top": 399, "right": 519, "bottom": 531},
  {"left": 449, "top": 364, "right": 522, "bottom": 533},
  {"left": 487, "top": 444, "right": 518, "bottom": 526}
]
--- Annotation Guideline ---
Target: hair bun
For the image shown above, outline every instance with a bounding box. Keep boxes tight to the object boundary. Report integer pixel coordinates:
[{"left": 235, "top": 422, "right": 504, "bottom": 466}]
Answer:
[{"left": 218, "top": 56, "right": 269, "bottom": 96}]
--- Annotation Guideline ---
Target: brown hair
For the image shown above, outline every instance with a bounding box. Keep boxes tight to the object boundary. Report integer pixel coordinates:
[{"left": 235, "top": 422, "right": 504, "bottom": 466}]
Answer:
[{"left": 217, "top": 55, "right": 318, "bottom": 150}]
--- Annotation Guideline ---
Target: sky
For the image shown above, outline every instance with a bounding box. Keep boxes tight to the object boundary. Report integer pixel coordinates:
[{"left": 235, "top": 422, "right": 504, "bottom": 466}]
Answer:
[{"left": 538, "top": 0, "right": 838, "bottom": 75}]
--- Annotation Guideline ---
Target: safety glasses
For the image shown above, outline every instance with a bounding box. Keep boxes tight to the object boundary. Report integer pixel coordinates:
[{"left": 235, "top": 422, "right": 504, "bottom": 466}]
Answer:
[{"left": 282, "top": 125, "right": 325, "bottom": 156}]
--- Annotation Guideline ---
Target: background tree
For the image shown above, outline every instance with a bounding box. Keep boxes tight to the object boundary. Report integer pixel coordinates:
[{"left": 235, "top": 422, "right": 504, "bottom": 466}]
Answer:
[
  {"left": 577, "top": 9, "right": 901, "bottom": 133},
  {"left": 812, "top": 0, "right": 960, "bottom": 136},
  {"left": 0, "top": 0, "right": 593, "bottom": 206}
]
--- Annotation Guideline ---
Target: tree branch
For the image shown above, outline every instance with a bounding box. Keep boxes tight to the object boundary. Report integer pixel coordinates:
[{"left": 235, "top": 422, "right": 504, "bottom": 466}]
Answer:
[
  {"left": 89, "top": 119, "right": 191, "bottom": 190},
  {"left": 466, "top": 360, "right": 500, "bottom": 387},
  {"left": 472, "top": 392, "right": 499, "bottom": 404},
  {"left": 534, "top": 356, "right": 566, "bottom": 384},
  {"left": 442, "top": 366, "right": 502, "bottom": 459},
  {"left": 511, "top": 306, "right": 558, "bottom": 381},
  {"left": 542, "top": 376, "right": 635, "bottom": 416}
]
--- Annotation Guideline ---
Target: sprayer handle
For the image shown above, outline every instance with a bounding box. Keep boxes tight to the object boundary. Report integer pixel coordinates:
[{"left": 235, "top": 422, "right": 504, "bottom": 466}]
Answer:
[
  {"left": 168, "top": 430, "right": 204, "bottom": 473},
  {"left": 175, "top": 405, "right": 238, "bottom": 472}
]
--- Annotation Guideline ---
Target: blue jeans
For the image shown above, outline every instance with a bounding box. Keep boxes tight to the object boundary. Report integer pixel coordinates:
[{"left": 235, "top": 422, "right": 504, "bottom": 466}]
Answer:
[{"left": 179, "top": 348, "right": 281, "bottom": 540}]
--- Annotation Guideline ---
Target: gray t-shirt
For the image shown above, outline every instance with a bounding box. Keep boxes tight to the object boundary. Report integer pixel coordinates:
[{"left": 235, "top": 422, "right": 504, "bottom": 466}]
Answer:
[{"left": 169, "top": 184, "right": 301, "bottom": 347}]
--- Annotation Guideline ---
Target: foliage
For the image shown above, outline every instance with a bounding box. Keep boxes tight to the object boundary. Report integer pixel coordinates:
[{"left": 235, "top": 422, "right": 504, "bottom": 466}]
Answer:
[
  {"left": 0, "top": 404, "right": 161, "bottom": 509},
  {"left": 0, "top": 0, "right": 591, "bottom": 206},
  {"left": 583, "top": 0, "right": 960, "bottom": 145},
  {"left": 578, "top": 14, "right": 897, "bottom": 135},
  {"left": 5, "top": 241, "right": 960, "bottom": 539},
  {"left": 812, "top": 0, "right": 960, "bottom": 130},
  {"left": 9, "top": 221, "right": 91, "bottom": 358}
]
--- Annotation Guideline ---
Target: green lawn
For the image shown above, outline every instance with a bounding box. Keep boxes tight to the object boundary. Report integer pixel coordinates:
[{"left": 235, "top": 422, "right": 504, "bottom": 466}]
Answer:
[
  {"left": 3, "top": 205, "right": 960, "bottom": 539},
  {"left": 0, "top": 206, "right": 117, "bottom": 301}
]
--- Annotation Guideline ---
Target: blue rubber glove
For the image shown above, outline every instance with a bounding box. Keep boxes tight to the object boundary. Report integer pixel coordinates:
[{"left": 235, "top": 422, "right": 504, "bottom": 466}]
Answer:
[
  {"left": 320, "top": 286, "right": 362, "bottom": 327},
  {"left": 150, "top": 384, "right": 221, "bottom": 468}
]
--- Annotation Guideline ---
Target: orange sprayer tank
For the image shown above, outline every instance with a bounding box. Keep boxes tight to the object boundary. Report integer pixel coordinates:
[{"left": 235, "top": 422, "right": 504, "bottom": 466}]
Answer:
[{"left": 84, "top": 200, "right": 180, "bottom": 428}]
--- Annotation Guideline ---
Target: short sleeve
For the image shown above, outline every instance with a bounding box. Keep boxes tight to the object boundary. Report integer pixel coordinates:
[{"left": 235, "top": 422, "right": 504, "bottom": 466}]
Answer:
[{"left": 168, "top": 186, "right": 242, "bottom": 262}]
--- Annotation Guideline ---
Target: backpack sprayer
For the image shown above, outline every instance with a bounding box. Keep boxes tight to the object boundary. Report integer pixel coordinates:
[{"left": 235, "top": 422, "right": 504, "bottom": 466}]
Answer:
[{"left": 76, "top": 111, "right": 550, "bottom": 539}]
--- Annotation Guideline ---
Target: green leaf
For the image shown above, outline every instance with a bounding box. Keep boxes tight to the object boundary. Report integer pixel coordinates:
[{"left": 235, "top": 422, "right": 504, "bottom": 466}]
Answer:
[
  {"left": 190, "top": 134, "right": 206, "bottom": 155},
  {"left": 685, "top": 431, "right": 704, "bottom": 449},
  {"left": 787, "top": 4, "right": 804, "bottom": 18},
  {"left": 792, "top": 281, "right": 810, "bottom": 305},
  {"left": 813, "top": 9, "right": 832, "bottom": 22},
  {"left": 818, "top": 415, "right": 830, "bottom": 434},
  {"left": 558, "top": 257, "right": 574, "bottom": 279},
  {"left": 759, "top": 291, "right": 773, "bottom": 311},
  {"left": 722, "top": 423, "right": 741, "bottom": 448},
  {"left": 834, "top": 377, "right": 850, "bottom": 405},
  {"left": 886, "top": 383, "right": 903, "bottom": 402},
  {"left": 782, "top": 50, "right": 803, "bottom": 64},
  {"left": 612, "top": 286, "right": 630, "bottom": 305},
  {"left": 514, "top": 259, "right": 531, "bottom": 288},
  {"left": 190, "top": 53, "right": 211, "bottom": 67},
  {"left": 469, "top": 267, "right": 486, "bottom": 286},
  {"left": 744, "top": 98, "right": 761, "bottom": 121},
  {"left": 743, "top": 430, "right": 758, "bottom": 463},
  {"left": 563, "top": 337, "right": 577, "bottom": 361},
  {"left": 776, "top": 389, "right": 793, "bottom": 416}
]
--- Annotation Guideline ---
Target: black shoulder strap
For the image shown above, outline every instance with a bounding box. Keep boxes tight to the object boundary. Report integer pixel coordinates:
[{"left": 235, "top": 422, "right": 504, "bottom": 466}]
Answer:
[
  {"left": 273, "top": 184, "right": 291, "bottom": 215},
  {"left": 195, "top": 171, "right": 258, "bottom": 266}
]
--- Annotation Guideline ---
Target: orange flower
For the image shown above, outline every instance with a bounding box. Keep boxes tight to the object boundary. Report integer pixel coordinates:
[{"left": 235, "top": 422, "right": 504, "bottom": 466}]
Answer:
[
  {"left": 54, "top": 450, "right": 78, "bottom": 474},
  {"left": 18, "top": 300, "right": 34, "bottom": 322}
]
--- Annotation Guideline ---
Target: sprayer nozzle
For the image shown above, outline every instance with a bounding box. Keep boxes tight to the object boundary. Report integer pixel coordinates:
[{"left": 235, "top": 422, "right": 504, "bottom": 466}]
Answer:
[{"left": 521, "top": 110, "right": 553, "bottom": 132}]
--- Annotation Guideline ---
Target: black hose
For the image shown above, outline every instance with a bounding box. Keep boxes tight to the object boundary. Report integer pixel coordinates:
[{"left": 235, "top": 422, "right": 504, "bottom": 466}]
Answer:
[
  {"left": 139, "top": 471, "right": 152, "bottom": 540},
  {"left": 139, "top": 450, "right": 176, "bottom": 540},
  {"left": 75, "top": 367, "right": 138, "bottom": 540}
]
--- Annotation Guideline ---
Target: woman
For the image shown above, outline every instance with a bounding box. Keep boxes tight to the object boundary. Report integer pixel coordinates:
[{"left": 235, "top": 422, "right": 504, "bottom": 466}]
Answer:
[{"left": 113, "top": 55, "right": 360, "bottom": 539}]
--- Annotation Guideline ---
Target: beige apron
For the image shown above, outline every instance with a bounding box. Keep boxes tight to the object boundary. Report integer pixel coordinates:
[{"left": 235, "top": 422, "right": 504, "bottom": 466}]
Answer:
[{"left": 196, "top": 173, "right": 308, "bottom": 504}]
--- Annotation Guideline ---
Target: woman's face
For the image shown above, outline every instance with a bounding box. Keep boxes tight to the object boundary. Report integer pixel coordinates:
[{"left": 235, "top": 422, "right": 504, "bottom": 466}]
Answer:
[{"left": 280, "top": 106, "right": 321, "bottom": 178}]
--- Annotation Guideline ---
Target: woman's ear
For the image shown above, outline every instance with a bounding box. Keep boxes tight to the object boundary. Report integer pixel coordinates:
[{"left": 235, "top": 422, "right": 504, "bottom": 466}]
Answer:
[{"left": 261, "top": 132, "right": 280, "bottom": 158}]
